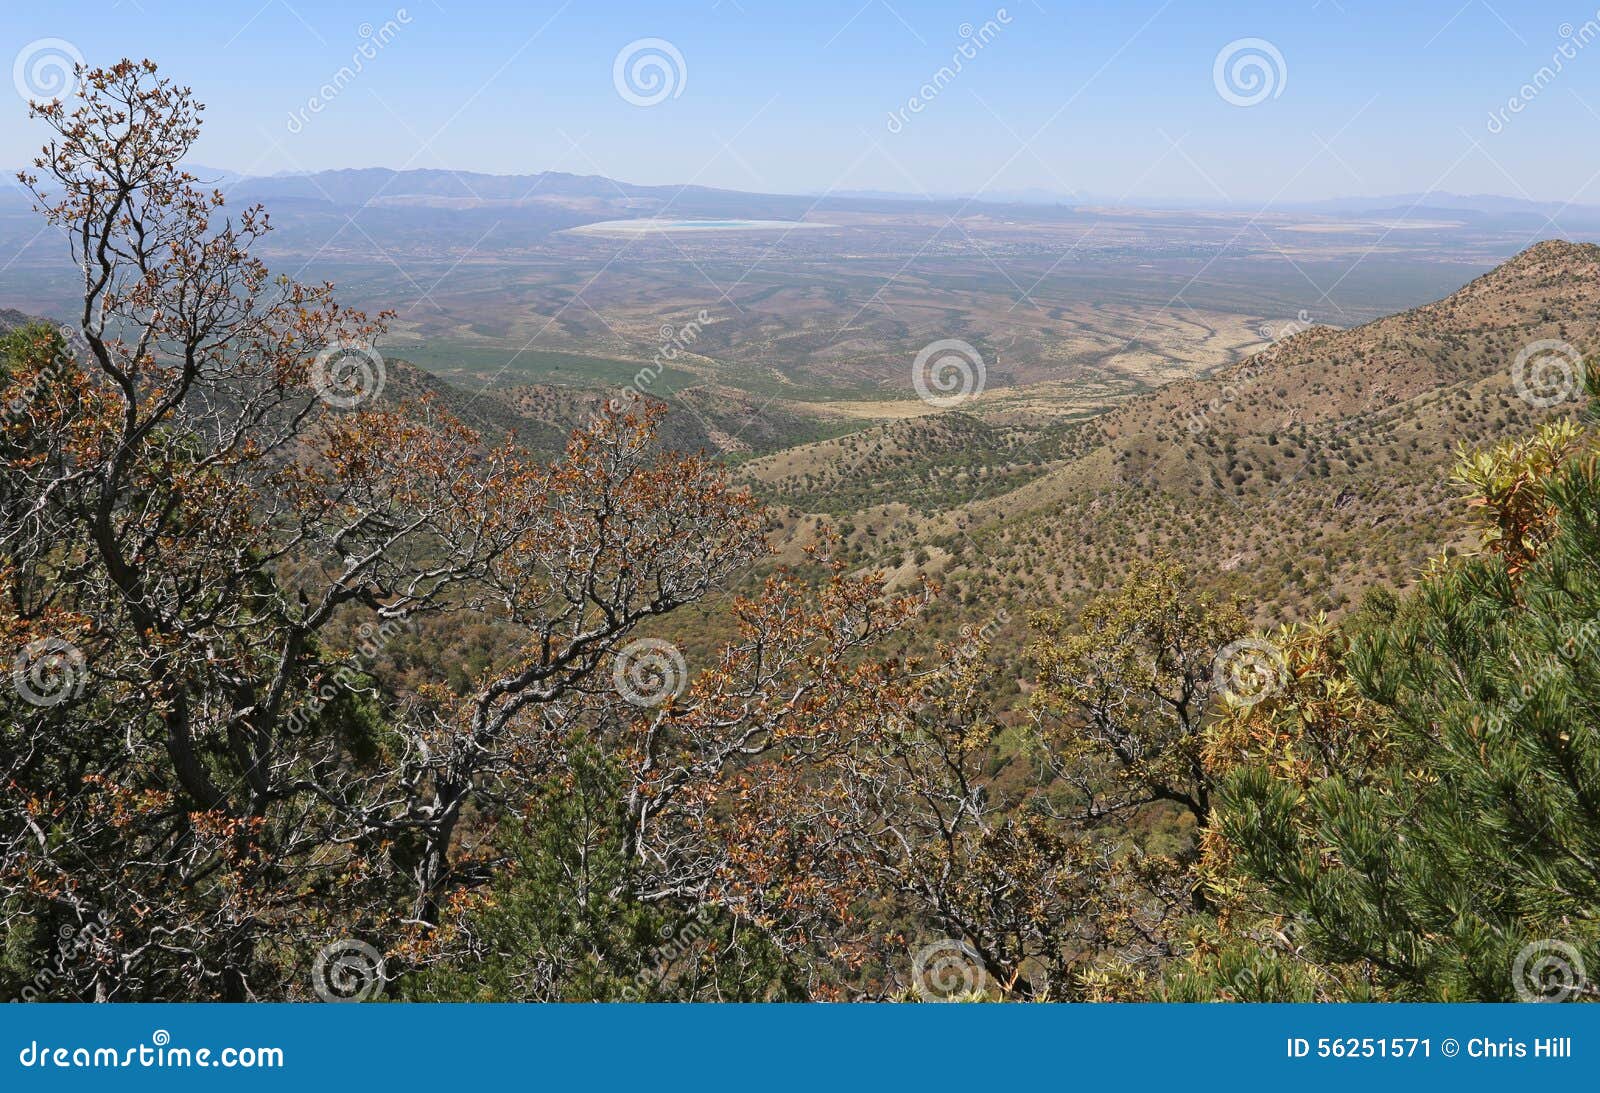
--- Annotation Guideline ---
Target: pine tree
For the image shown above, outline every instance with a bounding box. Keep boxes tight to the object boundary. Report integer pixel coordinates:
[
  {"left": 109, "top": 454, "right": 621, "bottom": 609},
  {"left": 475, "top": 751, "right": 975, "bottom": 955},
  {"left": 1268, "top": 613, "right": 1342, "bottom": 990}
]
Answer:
[{"left": 1173, "top": 387, "right": 1600, "bottom": 1002}]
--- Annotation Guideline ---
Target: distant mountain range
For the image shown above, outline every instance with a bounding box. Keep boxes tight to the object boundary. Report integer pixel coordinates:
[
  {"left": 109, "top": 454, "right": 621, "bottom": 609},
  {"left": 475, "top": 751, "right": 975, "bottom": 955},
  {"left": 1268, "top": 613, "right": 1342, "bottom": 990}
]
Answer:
[
  {"left": 208, "top": 169, "right": 1600, "bottom": 228},
  {"left": 12, "top": 164, "right": 1596, "bottom": 230}
]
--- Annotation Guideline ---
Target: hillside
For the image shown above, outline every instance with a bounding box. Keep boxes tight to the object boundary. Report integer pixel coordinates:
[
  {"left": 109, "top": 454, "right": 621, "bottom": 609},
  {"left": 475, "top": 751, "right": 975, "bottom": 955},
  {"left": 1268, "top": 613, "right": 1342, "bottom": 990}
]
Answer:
[
  {"left": 748, "top": 240, "right": 1600, "bottom": 634},
  {"left": 11, "top": 239, "right": 1592, "bottom": 645}
]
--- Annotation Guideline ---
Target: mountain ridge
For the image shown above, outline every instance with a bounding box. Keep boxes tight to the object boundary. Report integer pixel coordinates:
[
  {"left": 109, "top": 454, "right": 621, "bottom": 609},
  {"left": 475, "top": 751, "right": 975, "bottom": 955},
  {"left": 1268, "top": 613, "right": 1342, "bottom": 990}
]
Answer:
[{"left": 746, "top": 239, "right": 1600, "bottom": 630}]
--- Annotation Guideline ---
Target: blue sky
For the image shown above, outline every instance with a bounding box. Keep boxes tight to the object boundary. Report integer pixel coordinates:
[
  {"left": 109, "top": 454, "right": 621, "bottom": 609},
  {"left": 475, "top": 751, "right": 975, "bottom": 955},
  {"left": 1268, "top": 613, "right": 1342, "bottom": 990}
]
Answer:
[{"left": 5, "top": 0, "right": 1600, "bottom": 204}]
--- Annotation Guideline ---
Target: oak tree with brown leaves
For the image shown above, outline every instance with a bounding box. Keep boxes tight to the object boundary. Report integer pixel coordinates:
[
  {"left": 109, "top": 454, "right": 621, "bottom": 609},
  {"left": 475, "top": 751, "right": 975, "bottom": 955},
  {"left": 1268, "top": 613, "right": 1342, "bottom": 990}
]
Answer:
[{"left": 0, "top": 61, "right": 900, "bottom": 1001}]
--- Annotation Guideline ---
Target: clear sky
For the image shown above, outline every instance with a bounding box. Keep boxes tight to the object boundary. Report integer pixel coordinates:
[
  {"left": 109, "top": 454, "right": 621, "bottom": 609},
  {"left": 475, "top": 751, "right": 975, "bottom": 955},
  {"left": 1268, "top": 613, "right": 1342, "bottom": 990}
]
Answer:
[{"left": 5, "top": 0, "right": 1600, "bottom": 205}]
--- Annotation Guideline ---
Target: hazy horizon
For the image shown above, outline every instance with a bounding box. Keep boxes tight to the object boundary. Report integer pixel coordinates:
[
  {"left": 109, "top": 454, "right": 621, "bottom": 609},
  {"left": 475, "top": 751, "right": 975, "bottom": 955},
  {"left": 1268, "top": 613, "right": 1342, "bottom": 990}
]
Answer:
[
  {"left": 50, "top": 162, "right": 1600, "bottom": 214},
  {"left": 7, "top": 1, "right": 1600, "bottom": 209}
]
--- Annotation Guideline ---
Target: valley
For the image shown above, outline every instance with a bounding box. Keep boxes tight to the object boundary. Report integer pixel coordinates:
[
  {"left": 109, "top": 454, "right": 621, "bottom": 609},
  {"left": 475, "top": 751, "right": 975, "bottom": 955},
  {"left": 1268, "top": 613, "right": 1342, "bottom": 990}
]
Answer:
[{"left": 4, "top": 168, "right": 1595, "bottom": 650}]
